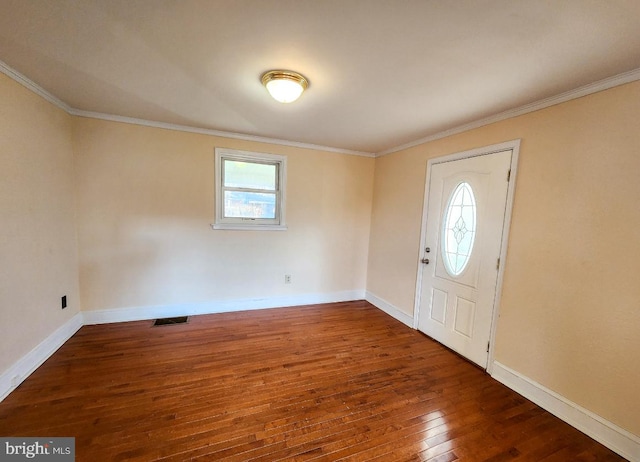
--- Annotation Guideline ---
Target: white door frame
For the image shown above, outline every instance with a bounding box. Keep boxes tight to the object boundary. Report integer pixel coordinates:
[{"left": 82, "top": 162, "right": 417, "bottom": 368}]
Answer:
[{"left": 413, "top": 139, "right": 521, "bottom": 373}]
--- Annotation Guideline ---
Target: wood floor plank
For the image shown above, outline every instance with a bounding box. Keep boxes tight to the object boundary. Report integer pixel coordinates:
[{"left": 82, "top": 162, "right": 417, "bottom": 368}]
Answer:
[{"left": 0, "top": 301, "right": 626, "bottom": 461}]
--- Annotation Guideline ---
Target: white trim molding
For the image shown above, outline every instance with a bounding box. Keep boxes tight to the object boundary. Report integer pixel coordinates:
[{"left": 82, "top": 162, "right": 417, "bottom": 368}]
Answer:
[
  {"left": 0, "top": 60, "right": 376, "bottom": 157},
  {"left": 213, "top": 148, "right": 287, "bottom": 230},
  {"left": 83, "top": 290, "right": 366, "bottom": 325},
  {"left": 4, "top": 59, "right": 640, "bottom": 160},
  {"left": 0, "top": 313, "right": 83, "bottom": 403},
  {"left": 3, "top": 299, "right": 639, "bottom": 462},
  {"left": 0, "top": 58, "right": 373, "bottom": 158},
  {"left": 2, "top": 293, "right": 366, "bottom": 402},
  {"left": 0, "top": 59, "right": 72, "bottom": 113},
  {"left": 376, "top": 67, "right": 640, "bottom": 156},
  {"left": 365, "top": 291, "right": 414, "bottom": 328},
  {"left": 492, "top": 361, "right": 640, "bottom": 461},
  {"left": 71, "top": 110, "right": 376, "bottom": 158}
]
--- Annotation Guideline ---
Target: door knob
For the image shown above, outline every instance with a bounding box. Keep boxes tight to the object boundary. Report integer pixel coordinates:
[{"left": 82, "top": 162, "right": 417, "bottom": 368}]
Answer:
[{"left": 421, "top": 258, "right": 430, "bottom": 264}]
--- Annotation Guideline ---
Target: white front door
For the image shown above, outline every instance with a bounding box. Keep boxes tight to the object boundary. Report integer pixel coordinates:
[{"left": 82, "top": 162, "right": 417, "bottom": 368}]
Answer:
[{"left": 416, "top": 148, "right": 514, "bottom": 368}]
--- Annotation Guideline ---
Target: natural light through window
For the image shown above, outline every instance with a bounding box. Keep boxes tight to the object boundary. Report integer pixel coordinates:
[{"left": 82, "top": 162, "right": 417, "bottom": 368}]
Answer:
[
  {"left": 213, "top": 148, "right": 287, "bottom": 230},
  {"left": 223, "top": 160, "right": 277, "bottom": 219},
  {"left": 442, "top": 181, "right": 476, "bottom": 276}
]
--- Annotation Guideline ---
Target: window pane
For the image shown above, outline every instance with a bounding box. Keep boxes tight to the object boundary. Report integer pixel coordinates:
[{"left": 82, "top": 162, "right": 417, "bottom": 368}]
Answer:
[
  {"left": 223, "top": 191, "right": 276, "bottom": 219},
  {"left": 224, "top": 160, "right": 276, "bottom": 190}
]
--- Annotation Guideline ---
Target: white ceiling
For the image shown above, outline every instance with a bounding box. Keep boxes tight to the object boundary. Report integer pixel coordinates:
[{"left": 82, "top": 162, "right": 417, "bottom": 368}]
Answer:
[{"left": 1, "top": 0, "right": 640, "bottom": 155}]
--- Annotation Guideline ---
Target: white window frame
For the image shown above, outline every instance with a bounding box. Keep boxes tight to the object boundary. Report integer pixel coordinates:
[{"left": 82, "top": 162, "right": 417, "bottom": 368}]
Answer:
[{"left": 212, "top": 147, "right": 287, "bottom": 231}]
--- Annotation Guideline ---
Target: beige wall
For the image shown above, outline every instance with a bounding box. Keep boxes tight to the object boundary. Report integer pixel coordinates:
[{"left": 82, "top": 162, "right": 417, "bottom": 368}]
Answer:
[
  {"left": 366, "top": 81, "right": 640, "bottom": 435},
  {"left": 73, "top": 118, "right": 374, "bottom": 312},
  {"left": 0, "top": 73, "right": 80, "bottom": 374},
  {"left": 2, "top": 61, "right": 638, "bottom": 441}
]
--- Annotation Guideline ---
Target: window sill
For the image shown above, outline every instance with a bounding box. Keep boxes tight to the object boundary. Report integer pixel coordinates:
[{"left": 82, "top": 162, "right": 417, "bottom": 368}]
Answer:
[{"left": 210, "top": 223, "right": 288, "bottom": 231}]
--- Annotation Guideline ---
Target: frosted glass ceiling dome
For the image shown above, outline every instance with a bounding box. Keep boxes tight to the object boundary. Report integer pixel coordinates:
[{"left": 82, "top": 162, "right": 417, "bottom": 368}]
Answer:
[{"left": 261, "top": 70, "right": 309, "bottom": 103}]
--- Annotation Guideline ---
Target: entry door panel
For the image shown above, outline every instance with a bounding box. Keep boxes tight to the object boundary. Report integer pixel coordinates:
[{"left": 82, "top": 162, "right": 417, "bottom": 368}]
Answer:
[{"left": 417, "top": 150, "right": 512, "bottom": 368}]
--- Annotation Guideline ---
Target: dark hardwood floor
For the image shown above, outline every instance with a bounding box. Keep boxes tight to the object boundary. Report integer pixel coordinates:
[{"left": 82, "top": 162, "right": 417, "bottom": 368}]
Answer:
[{"left": 0, "top": 301, "right": 626, "bottom": 461}]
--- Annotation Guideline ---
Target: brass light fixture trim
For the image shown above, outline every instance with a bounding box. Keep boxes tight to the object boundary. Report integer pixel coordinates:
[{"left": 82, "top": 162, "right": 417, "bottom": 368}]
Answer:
[{"left": 261, "top": 70, "right": 309, "bottom": 103}]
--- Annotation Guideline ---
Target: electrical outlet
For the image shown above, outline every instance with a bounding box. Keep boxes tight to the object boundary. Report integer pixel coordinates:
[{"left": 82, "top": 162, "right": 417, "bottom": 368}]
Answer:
[
  {"left": 284, "top": 275, "right": 292, "bottom": 284},
  {"left": 61, "top": 295, "right": 67, "bottom": 309}
]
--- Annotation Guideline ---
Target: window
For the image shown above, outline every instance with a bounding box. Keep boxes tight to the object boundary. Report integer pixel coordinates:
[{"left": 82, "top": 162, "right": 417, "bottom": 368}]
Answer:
[
  {"left": 442, "top": 181, "right": 476, "bottom": 276},
  {"left": 213, "top": 148, "right": 287, "bottom": 230}
]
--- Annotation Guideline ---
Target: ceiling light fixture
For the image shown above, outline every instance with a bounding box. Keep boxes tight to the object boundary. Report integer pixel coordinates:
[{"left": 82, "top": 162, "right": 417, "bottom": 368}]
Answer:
[{"left": 261, "top": 70, "right": 309, "bottom": 103}]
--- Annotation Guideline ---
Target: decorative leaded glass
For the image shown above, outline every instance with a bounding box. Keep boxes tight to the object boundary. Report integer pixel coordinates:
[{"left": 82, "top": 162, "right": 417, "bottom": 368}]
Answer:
[{"left": 442, "top": 182, "right": 477, "bottom": 276}]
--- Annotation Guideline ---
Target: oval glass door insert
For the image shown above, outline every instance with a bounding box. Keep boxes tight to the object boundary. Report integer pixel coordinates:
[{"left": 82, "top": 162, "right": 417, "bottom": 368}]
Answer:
[{"left": 442, "top": 182, "right": 477, "bottom": 276}]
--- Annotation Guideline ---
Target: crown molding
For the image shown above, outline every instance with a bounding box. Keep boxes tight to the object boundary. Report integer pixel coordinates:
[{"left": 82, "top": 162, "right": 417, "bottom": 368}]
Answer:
[
  {"left": 3, "top": 58, "right": 638, "bottom": 159},
  {"left": 0, "top": 58, "right": 374, "bottom": 158},
  {"left": 70, "top": 109, "right": 375, "bottom": 157},
  {"left": 0, "top": 59, "right": 72, "bottom": 112},
  {"left": 376, "top": 67, "right": 640, "bottom": 157}
]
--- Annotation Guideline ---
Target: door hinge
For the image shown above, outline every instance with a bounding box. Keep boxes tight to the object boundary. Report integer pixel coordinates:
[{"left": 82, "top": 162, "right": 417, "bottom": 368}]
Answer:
[
  {"left": 496, "top": 257, "right": 500, "bottom": 270},
  {"left": 507, "top": 169, "right": 511, "bottom": 182}
]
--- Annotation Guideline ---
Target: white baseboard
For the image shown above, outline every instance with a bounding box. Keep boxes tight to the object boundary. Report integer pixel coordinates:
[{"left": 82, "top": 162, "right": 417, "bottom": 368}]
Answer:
[
  {"left": 3, "top": 302, "right": 637, "bottom": 462},
  {"left": 365, "top": 291, "right": 414, "bottom": 327},
  {"left": 0, "top": 313, "right": 83, "bottom": 403},
  {"left": 492, "top": 361, "right": 640, "bottom": 461},
  {"left": 1, "top": 292, "right": 364, "bottom": 402},
  {"left": 82, "top": 290, "right": 366, "bottom": 325}
]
